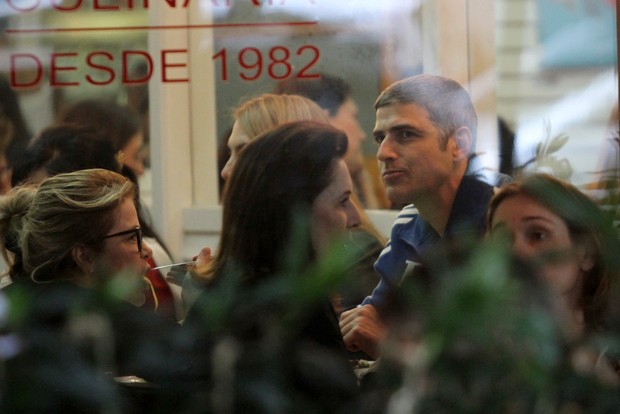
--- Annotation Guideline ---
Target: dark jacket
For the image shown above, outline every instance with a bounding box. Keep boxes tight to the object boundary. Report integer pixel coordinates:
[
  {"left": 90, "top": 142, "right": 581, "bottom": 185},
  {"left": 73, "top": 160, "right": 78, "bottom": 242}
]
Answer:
[{"left": 364, "top": 175, "right": 495, "bottom": 308}]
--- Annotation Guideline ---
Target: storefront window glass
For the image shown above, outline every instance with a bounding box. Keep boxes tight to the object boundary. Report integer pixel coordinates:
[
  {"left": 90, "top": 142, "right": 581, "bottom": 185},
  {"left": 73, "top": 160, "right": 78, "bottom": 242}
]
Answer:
[{"left": 1, "top": 0, "right": 617, "bottom": 255}]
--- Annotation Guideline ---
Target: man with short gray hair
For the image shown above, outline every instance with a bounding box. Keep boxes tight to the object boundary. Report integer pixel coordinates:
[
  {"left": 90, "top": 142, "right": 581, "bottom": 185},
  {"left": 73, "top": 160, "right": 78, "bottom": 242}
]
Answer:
[{"left": 339, "top": 74, "right": 495, "bottom": 358}]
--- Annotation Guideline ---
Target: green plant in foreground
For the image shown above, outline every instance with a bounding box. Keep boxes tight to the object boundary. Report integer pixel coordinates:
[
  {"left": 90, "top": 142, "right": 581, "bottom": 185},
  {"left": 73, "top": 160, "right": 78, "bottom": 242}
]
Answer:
[{"left": 366, "top": 240, "right": 620, "bottom": 414}]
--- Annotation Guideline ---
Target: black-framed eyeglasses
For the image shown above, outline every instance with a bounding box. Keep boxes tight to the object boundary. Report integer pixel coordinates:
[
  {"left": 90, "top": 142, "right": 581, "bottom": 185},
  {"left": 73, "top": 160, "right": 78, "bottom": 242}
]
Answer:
[{"left": 102, "top": 226, "right": 143, "bottom": 253}]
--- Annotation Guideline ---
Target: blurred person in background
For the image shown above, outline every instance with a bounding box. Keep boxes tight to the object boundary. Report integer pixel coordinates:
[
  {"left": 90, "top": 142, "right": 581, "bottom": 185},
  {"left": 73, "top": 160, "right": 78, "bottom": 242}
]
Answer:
[
  {"left": 59, "top": 99, "right": 146, "bottom": 178},
  {"left": 0, "top": 75, "right": 33, "bottom": 194}
]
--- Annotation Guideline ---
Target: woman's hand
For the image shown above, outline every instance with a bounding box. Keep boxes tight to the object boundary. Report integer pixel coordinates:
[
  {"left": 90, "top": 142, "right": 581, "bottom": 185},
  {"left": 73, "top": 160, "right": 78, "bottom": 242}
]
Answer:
[
  {"left": 188, "top": 246, "right": 213, "bottom": 280},
  {"left": 164, "top": 247, "right": 213, "bottom": 286}
]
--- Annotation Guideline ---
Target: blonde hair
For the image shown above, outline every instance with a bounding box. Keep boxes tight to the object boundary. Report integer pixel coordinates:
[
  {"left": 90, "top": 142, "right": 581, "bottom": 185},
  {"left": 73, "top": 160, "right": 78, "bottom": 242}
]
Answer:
[
  {"left": 0, "top": 185, "right": 36, "bottom": 279},
  {"left": 0, "top": 169, "right": 135, "bottom": 283},
  {"left": 234, "top": 93, "right": 329, "bottom": 137}
]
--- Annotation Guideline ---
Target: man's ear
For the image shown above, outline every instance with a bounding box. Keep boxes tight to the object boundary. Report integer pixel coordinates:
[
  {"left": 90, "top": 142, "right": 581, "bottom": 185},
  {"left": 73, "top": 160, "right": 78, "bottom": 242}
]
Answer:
[
  {"left": 71, "top": 244, "right": 96, "bottom": 275},
  {"left": 452, "top": 126, "right": 472, "bottom": 161}
]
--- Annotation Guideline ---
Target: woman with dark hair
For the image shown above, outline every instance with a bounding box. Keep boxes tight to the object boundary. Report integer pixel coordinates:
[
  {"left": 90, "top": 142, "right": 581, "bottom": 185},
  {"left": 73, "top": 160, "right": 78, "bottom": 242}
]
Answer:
[
  {"left": 185, "top": 93, "right": 384, "bottom": 314},
  {"left": 275, "top": 73, "right": 388, "bottom": 209},
  {"left": 487, "top": 173, "right": 617, "bottom": 339},
  {"left": 185, "top": 121, "right": 362, "bottom": 412},
  {"left": 213, "top": 122, "right": 357, "bottom": 280},
  {"left": 10, "top": 124, "right": 121, "bottom": 187}
]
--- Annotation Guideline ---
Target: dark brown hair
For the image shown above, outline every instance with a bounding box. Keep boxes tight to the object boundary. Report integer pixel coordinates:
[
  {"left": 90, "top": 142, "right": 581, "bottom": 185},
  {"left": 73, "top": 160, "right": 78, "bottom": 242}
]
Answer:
[
  {"left": 59, "top": 99, "right": 141, "bottom": 153},
  {"left": 212, "top": 121, "right": 348, "bottom": 285},
  {"left": 275, "top": 73, "right": 351, "bottom": 117}
]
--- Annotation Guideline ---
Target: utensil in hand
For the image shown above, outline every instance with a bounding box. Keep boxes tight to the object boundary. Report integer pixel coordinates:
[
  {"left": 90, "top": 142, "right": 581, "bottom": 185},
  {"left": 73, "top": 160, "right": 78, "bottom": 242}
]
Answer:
[{"left": 149, "top": 261, "right": 195, "bottom": 272}]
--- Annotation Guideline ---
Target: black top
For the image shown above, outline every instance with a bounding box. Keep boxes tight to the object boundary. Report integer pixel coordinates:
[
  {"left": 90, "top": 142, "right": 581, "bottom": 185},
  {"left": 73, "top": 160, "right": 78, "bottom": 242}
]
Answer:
[
  {"left": 1, "top": 279, "right": 184, "bottom": 413},
  {"left": 183, "top": 273, "right": 361, "bottom": 413}
]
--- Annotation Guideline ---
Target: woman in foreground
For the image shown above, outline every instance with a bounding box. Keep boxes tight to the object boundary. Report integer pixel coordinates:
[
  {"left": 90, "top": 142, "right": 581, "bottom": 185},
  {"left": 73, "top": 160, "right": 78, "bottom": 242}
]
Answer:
[{"left": 488, "top": 173, "right": 616, "bottom": 341}]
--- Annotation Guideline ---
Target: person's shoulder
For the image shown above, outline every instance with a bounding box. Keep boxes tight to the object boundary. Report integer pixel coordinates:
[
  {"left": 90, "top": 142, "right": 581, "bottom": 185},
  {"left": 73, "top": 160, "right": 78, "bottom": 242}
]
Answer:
[
  {"left": 458, "top": 175, "right": 496, "bottom": 204},
  {"left": 461, "top": 174, "right": 495, "bottom": 191},
  {"left": 448, "top": 175, "right": 496, "bottom": 235}
]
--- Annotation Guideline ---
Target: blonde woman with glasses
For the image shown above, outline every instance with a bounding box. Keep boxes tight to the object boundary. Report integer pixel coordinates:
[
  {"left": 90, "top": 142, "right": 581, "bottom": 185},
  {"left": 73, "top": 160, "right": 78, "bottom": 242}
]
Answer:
[{"left": 0, "top": 169, "right": 182, "bottom": 412}]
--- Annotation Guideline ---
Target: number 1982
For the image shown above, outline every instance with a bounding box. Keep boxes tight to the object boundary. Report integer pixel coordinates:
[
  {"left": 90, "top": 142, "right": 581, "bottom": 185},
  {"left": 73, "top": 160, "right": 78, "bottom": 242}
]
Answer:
[{"left": 212, "top": 45, "right": 320, "bottom": 82}]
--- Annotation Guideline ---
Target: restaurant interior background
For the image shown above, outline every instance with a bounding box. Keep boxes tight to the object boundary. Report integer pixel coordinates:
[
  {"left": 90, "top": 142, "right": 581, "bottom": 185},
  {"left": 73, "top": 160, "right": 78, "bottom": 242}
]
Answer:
[{"left": 0, "top": 0, "right": 617, "bottom": 260}]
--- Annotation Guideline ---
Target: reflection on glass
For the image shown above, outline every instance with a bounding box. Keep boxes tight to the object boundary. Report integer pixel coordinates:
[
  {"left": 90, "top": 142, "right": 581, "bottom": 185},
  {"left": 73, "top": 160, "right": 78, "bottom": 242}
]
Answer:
[{"left": 0, "top": 0, "right": 617, "bottom": 203}]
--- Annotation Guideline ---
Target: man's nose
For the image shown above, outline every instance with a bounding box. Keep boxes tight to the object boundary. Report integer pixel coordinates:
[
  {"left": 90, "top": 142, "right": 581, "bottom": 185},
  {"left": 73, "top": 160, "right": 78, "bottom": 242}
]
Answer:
[{"left": 377, "top": 137, "right": 396, "bottom": 162}]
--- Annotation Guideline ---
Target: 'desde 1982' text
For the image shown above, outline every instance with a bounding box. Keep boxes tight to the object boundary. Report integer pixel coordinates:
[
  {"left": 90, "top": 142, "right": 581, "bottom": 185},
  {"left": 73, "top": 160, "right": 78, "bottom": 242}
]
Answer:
[{"left": 9, "top": 45, "right": 321, "bottom": 89}]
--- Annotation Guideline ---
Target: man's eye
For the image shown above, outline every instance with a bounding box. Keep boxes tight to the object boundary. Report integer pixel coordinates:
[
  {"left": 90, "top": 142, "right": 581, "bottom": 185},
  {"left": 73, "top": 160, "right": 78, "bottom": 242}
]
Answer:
[
  {"left": 397, "top": 130, "right": 417, "bottom": 139},
  {"left": 373, "top": 134, "right": 384, "bottom": 144}
]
